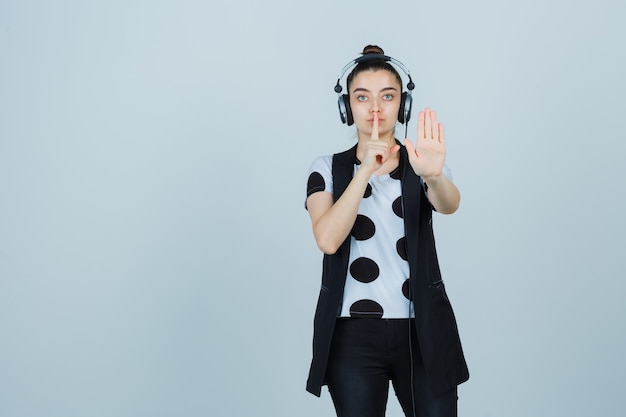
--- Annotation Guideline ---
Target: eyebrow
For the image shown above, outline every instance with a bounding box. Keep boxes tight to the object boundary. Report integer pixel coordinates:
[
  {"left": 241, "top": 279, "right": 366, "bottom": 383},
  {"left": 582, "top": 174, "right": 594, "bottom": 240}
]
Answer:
[{"left": 351, "top": 86, "right": 398, "bottom": 94}]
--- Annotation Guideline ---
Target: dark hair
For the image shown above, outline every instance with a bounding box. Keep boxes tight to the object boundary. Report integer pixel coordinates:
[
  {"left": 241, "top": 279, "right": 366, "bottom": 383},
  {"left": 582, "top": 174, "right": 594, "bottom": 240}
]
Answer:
[{"left": 346, "top": 45, "right": 403, "bottom": 92}]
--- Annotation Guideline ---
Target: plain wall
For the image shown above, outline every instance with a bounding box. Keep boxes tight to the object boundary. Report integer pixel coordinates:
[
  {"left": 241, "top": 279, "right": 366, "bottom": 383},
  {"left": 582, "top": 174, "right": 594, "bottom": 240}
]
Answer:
[{"left": 1, "top": 1, "right": 625, "bottom": 416}]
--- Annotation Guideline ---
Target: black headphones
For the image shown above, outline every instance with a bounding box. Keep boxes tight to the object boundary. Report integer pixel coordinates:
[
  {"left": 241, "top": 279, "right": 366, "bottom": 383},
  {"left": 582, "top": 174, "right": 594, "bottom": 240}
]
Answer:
[{"left": 334, "top": 53, "right": 415, "bottom": 126}]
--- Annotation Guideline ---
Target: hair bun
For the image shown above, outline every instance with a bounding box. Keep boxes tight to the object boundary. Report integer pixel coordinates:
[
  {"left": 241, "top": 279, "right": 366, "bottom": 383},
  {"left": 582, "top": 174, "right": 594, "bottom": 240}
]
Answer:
[{"left": 362, "top": 45, "right": 385, "bottom": 55}]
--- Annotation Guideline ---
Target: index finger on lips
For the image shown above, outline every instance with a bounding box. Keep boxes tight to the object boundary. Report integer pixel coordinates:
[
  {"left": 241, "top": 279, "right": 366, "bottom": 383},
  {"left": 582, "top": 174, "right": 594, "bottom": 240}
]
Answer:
[{"left": 371, "top": 113, "right": 379, "bottom": 141}]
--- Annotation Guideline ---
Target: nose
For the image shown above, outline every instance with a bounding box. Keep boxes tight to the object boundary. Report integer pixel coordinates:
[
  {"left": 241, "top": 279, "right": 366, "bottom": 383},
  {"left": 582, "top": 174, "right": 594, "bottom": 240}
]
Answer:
[{"left": 370, "top": 98, "right": 380, "bottom": 113}]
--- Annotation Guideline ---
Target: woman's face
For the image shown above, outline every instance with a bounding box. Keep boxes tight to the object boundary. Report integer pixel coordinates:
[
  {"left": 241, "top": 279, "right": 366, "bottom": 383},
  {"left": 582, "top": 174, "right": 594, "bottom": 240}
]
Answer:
[{"left": 348, "top": 69, "right": 402, "bottom": 138}]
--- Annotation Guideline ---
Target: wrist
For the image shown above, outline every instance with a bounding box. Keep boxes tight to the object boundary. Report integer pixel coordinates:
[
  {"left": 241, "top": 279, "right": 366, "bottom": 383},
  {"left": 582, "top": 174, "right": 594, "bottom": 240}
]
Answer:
[
  {"left": 422, "top": 173, "right": 443, "bottom": 186},
  {"left": 356, "top": 161, "right": 378, "bottom": 177}
]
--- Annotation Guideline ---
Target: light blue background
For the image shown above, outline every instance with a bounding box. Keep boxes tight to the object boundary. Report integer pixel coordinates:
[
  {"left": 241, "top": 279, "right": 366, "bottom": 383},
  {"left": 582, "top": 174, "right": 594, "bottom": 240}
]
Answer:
[{"left": 1, "top": 1, "right": 625, "bottom": 416}]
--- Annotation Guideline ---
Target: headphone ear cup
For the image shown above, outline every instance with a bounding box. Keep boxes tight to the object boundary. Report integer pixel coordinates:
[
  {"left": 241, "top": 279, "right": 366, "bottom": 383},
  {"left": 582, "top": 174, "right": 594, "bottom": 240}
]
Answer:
[
  {"left": 398, "top": 92, "right": 413, "bottom": 124},
  {"left": 338, "top": 94, "right": 354, "bottom": 126},
  {"left": 337, "top": 95, "right": 347, "bottom": 124}
]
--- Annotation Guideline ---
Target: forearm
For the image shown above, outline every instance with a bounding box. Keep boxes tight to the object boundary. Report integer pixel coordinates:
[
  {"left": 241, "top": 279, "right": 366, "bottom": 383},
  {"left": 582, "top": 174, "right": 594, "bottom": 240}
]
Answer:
[
  {"left": 423, "top": 173, "right": 460, "bottom": 214},
  {"left": 312, "top": 168, "right": 371, "bottom": 254}
]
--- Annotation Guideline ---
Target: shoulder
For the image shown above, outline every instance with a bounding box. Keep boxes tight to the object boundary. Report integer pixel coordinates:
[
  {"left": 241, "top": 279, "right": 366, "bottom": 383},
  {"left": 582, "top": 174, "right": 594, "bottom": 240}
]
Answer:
[
  {"left": 308, "top": 154, "right": 333, "bottom": 174},
  {"left": 306, "top": 155, "right": 334, "bottom": 198}
]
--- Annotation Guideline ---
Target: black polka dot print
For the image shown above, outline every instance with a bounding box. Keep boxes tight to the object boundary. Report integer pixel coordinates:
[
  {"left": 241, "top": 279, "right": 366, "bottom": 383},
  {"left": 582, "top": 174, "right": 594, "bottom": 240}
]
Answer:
[
  {"left": 363, "top": 183, "right": 372, "bottom": 198},
  {"left": 349, "top": 257, "right": 380, "bottom": 283},
  {"left": 351, "top": 215, "right": 376, "bottom": 240},
  {"left": 392, "top": 196, "right": 403, "bottom": 218},
  {"left": 396, "top": 237, "right": 407, "bottom": 261},
  {"left": 349, "top": 299, "right": 384, "bottom": 319},
  {"left": 402, "top": 279, "right": 411, "bottom": 300},
  {"left": 306, "top": 172, "right": 325, "bottom": 197}
]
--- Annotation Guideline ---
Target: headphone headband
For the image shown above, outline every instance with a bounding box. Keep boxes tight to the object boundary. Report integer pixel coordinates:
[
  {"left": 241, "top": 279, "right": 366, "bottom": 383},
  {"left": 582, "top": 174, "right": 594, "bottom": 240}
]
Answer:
[{"left": 334, "top": 54, "right": 415, "bottom": 94}]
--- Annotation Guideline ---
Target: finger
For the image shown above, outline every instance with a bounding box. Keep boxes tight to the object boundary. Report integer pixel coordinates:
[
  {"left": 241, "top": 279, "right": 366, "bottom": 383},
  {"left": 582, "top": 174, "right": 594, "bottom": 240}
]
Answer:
[
  {"left": 388, "top": 144, "right": 401, "bottom": 159},
  {"left": 371, "top": 112, "right": 379, "bottom": 141},
  {"left": 364, "top": 143, "right": 384, "bottom": 169},
  {"left": 424, "top": 107, "right": 432, "bottom": 139},
  {"left": 403, "top": 138, "right": 417, "bottom": 159},
  {"left": 438, "top": 122, "right": 445, "bottom": 144},
  {"left": 368, "top": 141, "right": 386, "bottom": 166},
  {"left": 375, "top": 148, "right": 384, "bottom": 165},
  {"left": 417, "top": 110, "right": 425, "bottom": 140},
  {"left": 430, "top": 110, "right": 439, "bottom": 141}
]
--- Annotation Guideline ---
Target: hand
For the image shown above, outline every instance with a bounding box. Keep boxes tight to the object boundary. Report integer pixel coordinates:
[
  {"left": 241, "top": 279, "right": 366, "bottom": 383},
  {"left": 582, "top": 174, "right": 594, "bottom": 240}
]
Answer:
[
  {"left": 360, "top": 113, "right": 400, "bottom": 174},
  {"left": 404, "top": 108, "right": 446, "bottom": 179}
]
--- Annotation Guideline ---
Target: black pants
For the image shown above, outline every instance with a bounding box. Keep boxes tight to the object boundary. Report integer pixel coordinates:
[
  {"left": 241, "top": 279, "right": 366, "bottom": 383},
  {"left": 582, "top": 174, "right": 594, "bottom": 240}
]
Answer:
[{"left": 326, "top": 318, "right": 457, "bottom": 417}]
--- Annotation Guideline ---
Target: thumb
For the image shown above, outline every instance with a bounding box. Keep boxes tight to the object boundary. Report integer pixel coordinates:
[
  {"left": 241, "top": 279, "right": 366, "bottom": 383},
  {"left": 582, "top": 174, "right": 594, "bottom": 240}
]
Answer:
[
  {"left": 404, "top": 138, "right": 415, "bottom": 154},
  {"left": 382, "top": 144, "right": 401, "bottom": 164},
  {"left": 404, "top": 139, "right": 419, "bottom": 163}
]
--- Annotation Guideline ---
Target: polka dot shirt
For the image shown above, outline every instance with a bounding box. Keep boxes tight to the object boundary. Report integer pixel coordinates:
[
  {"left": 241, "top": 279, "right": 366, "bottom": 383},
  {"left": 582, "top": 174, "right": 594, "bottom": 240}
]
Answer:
[{"left": 308, "top": 155, "right": 412, "bottom": 318}]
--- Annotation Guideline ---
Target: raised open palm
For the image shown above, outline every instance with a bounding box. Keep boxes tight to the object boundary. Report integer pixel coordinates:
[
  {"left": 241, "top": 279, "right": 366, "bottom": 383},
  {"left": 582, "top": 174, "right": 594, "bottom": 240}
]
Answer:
[{"left": 404, "top": 108, "right": 446, "bottom": 179}]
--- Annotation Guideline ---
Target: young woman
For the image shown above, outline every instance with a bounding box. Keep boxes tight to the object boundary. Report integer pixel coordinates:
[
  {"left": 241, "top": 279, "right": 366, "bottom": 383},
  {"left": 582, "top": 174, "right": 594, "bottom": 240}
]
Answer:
[{"left": 304, "top": 45, "right": 469, "bottom": 417}]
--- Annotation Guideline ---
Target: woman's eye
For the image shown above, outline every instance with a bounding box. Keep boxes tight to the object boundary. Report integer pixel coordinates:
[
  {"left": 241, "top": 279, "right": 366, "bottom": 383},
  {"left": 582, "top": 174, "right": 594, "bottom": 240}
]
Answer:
[
  {"left": 356, "top": 95, "right": 368, "bottom": 102},
  {"left": 383, "top": 94, "right": 394, "bottom": 101}
]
